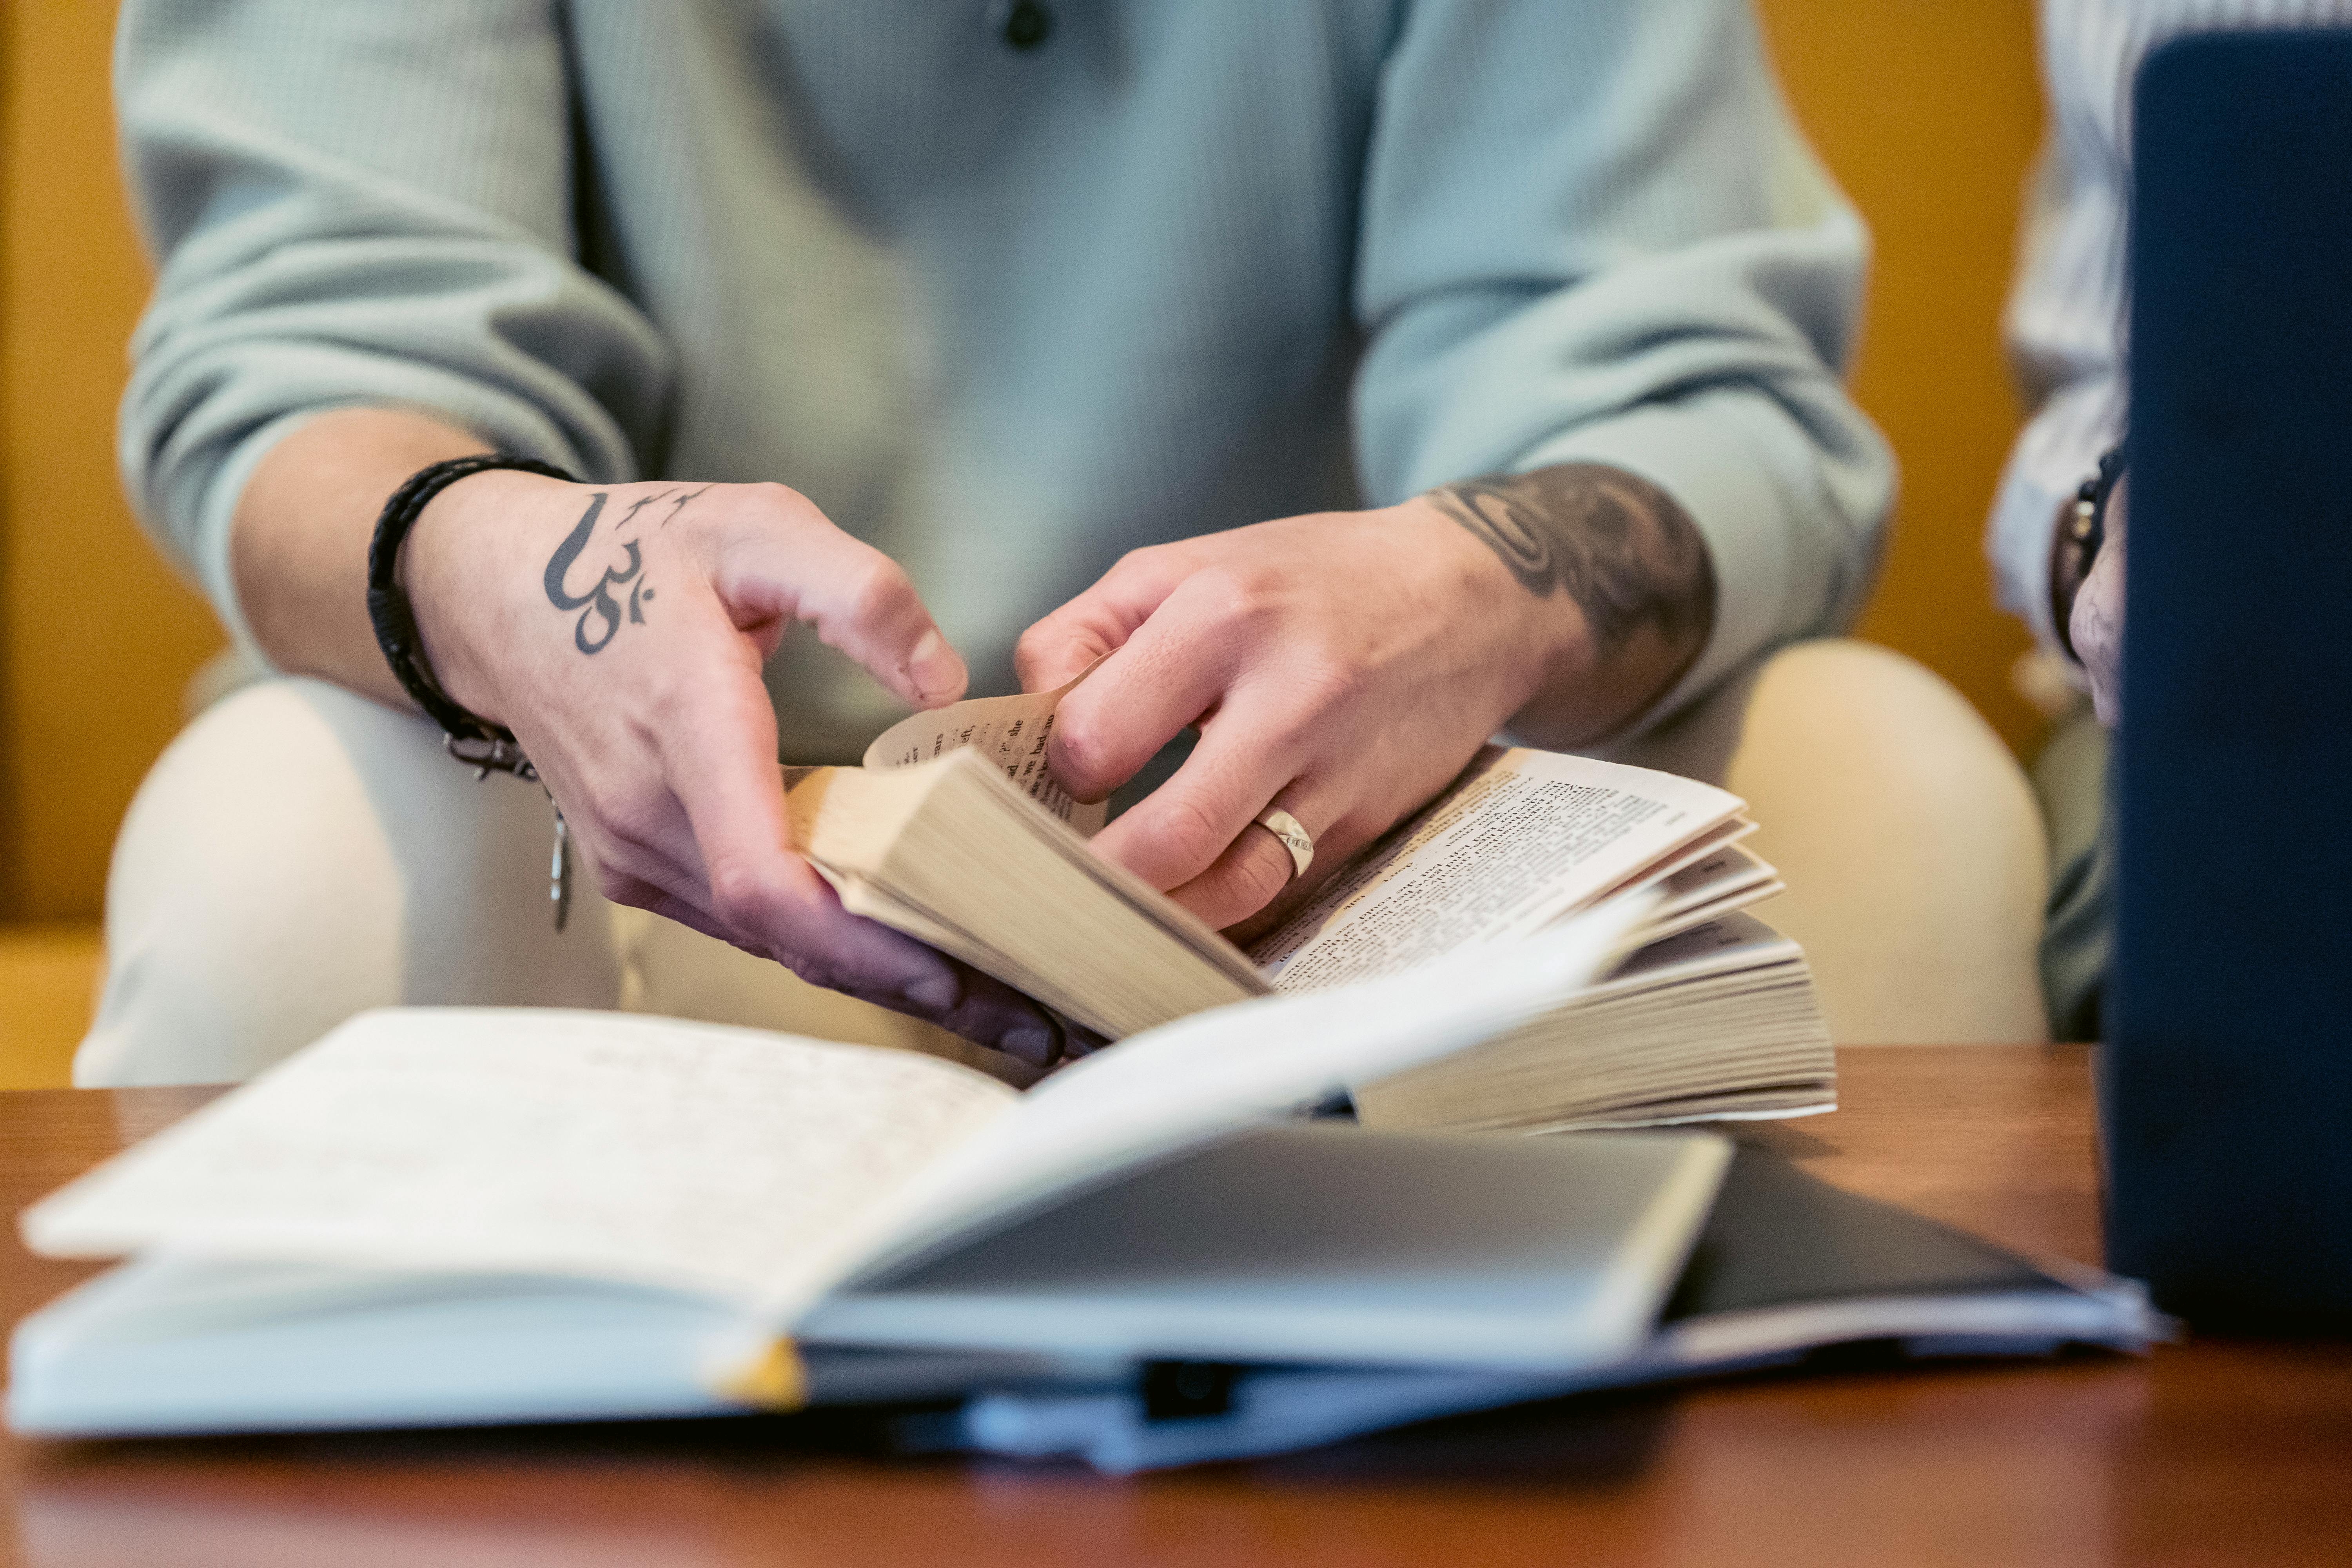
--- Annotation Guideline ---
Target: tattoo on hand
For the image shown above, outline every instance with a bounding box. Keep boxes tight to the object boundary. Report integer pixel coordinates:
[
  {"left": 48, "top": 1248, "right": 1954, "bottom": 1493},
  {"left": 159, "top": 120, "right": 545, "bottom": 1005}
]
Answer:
[
  {"left": 1428, "top": 464, "right": 1715, "bottom": 665},
  {"left": 542, "top": 486, "right": 707, "bottom": 654}
]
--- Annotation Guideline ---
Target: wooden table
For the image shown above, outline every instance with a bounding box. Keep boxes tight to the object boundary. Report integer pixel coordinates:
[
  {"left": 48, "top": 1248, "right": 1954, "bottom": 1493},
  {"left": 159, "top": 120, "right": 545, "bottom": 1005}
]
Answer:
[{"left": 0, "top": 1047, "right": 2345, "bottom": 1567}]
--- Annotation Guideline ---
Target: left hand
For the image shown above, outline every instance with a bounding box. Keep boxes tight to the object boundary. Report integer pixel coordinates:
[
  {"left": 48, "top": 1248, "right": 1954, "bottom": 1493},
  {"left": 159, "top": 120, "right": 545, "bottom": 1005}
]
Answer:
[{"left": 1014, "top": 499, "right": 1573, "bottom": 937}]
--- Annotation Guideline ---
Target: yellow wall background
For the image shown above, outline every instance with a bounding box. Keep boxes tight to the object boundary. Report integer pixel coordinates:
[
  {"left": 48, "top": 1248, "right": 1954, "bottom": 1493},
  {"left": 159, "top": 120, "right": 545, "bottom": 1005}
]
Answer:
[
  {"left": 0, "top": 2, "right": 2052, "bottom": 1078},
  {"left": 1759, "top": 0, "right": 2049, "bottom": 755},
  {"left": 2, "top": 0, "right": 224, "bottom": 926}
]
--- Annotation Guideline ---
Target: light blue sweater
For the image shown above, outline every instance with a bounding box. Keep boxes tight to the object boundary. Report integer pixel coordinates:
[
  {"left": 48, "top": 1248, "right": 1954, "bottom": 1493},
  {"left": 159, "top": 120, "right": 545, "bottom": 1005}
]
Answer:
[{"left": 116, "top": 0, "right": 1891, "bottom": 761}]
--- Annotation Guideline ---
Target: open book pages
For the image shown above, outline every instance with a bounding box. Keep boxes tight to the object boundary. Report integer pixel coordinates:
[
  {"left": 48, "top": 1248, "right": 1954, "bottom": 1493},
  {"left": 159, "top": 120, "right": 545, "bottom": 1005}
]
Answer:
[
  {"left": 1250, "top": 747, "right": 1756, "bottom": 992},
  {"left": 1350, "top": 912, "right": 1837, "bottom": 1134},
  {"left": 9, "top": 1121, "right": 1733, "bottom": 1437},
  {"left": 788, "top": 678, "right": 1786, "bottom": 1043},
  {"left": 853, "top": 664, "right": 1110, "bottom": 836},
  {"left": 18, "top": 1012, "right": 1014, "bottom": 1318},
  {"left": 19, "top": 898, "right": 1650, "bottom": 1333},
  {"left": 773, "top": 679, "right": 1820, "bottom": 1129},
  {"left": 786, "top": 752, "right": 1266, "bottom": 1038},
  {"left": 1646, "top": 843, "right": 1784, "bottom": 946}
]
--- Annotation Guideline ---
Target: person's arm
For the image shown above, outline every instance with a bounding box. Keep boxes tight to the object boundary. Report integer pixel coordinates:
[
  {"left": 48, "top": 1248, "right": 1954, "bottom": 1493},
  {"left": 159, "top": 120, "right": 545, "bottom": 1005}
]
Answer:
[
  {"left": 1988, "top": 1, "right": 2131, "bottom": 662},
  {"left": 1018, "top": 0, "right": 1887, "bottom": 935},
  {"left": 118, "top": 5, "right": 1055, "bottom": 1060},
  {"left": 234, "top": 408, "right": 1053, "bottom": 1051},
  {"left": 1015, "top": 465, "right": 1713, "bottom": 936},
  {"left": 231, "top": 409, "right": 487, "bottom": 711},
  {"left": 1419, "top": 464, "right": 1715, "bottom": 744}
]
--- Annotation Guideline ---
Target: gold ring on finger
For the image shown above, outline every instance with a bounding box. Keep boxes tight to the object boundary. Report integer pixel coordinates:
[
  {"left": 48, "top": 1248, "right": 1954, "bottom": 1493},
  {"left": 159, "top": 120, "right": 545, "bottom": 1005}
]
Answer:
[{"left": 1252, "top": 806, "right": 1315, "bottom": 882}]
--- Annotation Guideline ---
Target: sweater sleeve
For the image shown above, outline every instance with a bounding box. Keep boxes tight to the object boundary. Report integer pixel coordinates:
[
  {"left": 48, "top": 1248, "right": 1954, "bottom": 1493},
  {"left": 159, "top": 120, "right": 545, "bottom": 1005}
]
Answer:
[
  {"left": 1987, "top": 138, "right": 2126, "bottom": 656},
  {"left": 1986, "top": 0, "right": 2130, "bottom": 655},
  {"left": 1351, "top": 0, "right": 1894, "bottom": 727},
  {"left": 114, "top": 0, "right": 673, "bottom": 656}
]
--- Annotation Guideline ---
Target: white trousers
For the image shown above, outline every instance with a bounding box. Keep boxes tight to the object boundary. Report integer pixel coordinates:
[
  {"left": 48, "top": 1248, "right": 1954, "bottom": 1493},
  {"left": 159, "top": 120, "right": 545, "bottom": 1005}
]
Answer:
[
  {"left": 77, "top": 676, "right": 993, "bottom": 1086},
  {"left": 78, "top": 641, "right": 2049, "bottom": 1087}
]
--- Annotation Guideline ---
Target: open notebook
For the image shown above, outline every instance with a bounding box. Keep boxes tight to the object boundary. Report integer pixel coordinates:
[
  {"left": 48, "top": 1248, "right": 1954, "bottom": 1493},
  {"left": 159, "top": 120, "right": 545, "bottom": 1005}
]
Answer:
[{"left": 11, "top": 902, "right": 1742, "bottom": 1437}]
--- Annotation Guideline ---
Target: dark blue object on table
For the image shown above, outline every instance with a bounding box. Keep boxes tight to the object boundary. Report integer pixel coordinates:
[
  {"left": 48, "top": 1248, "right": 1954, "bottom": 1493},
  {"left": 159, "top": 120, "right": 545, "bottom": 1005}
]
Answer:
[{"left": 2112, "top": 30, "right": 2352, "bottom": 1330}]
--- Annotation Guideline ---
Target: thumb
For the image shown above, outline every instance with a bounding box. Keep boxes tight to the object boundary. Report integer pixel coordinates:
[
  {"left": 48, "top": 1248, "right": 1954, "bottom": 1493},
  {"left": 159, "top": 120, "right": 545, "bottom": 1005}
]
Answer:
[{"left": 715, "top": 515, "right": 968, "bottom": 710}]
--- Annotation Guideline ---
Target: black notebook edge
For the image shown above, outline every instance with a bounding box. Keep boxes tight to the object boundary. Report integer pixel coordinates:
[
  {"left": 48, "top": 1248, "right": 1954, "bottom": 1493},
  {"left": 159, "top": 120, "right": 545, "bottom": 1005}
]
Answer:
[{"left": 884, "top": 1147, "right": 2165, "bottom": 1472}]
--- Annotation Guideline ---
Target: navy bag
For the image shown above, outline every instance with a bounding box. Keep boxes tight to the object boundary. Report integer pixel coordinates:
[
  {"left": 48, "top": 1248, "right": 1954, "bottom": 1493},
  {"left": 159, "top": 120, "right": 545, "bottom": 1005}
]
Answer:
[{"left": 2109, "top": 31, "right": 2352, "bottom": 1330}]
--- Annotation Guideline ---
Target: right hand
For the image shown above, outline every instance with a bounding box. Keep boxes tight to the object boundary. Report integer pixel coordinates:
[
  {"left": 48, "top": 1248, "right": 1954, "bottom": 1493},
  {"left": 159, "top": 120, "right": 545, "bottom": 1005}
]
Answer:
[
  {"left": 2071, "top": 474, "right": 2127, "bottom": 725},
  {"left": 400, "top": 469, "right": 1064, "bottom": 1063}
]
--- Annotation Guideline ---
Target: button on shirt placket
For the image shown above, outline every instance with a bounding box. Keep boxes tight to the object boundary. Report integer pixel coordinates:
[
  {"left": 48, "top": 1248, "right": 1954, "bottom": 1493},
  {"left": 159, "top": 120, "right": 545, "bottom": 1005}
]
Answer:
[{"left": 998, "top": 0, "right": 1052, "bottom": 51}]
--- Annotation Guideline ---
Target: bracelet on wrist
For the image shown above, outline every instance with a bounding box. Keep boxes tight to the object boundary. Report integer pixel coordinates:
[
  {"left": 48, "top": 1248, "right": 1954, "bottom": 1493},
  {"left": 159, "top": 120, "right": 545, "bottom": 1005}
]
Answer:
[
  {"left": 2051, "top": 445, "right": 2125, "bottom": 663},
  {"left": 365, "top": 453, "right": 577, "bottom": 779}
]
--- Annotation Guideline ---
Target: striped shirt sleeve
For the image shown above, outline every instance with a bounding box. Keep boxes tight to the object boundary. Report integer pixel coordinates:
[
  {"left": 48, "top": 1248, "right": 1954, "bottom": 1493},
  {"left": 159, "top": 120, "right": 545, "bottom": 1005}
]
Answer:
[{"left": 1992, "top": 0, "right": 2352, "bottom": 653}]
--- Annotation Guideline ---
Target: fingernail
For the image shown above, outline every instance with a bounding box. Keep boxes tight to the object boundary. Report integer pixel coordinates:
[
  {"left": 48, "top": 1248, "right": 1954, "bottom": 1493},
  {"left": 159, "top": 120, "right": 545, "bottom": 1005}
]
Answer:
[
  {"left": 905, "top": 629, "right": 967, "bottom": 705},
  {"left": 1000, "top": 1014, "right": 1057, "bottom": 1067},
  {"left": 902, "top": 969, "right": 962, "bottom": 1013}
]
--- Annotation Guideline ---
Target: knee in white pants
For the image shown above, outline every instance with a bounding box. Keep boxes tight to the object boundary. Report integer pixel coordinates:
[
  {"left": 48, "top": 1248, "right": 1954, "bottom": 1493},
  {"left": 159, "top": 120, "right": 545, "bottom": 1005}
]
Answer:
[{"left": 77, "top": 678, "right": 621, "bottom": 1086}]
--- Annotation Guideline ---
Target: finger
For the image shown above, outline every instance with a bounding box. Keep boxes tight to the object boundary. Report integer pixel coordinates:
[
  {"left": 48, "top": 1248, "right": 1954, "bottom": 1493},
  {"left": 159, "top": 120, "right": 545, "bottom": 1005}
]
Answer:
[
  {"left": 1048, "top": 622, "right": 1235, "bottom": 802},
  {"left": 1216, "top": 805, "right": 1388, "bottom": 943},
  {"left": 740, "top": 870, "right": 1058, "bottom": 1058},
  {"left": 650, "top": 663, "right": 1054, "bottom": 1045},
  {"left": 1169, "top": 776, "right": 1384, "bottom": 934},
  {"left": 727, "top": 878, "right": 1058, "bottom": 1063},
  {"left": 653, "top": 663, "right": 921, "bottom": 976},
  {"left": 621, "top": 842, "right": 1056, "bottom": 1060},
  {"left": 866, "top": 965, "right": 1063, "bottom": 1067},
  {"left": 1165, "top": 815, "right": 1306, "bottom": 933},
  {"left": 1085, "top": 701, "right": 1300, "bottom": 898},
  {"left": 1014, "top": 544, "right": 1198, "bottom": 692},
  {"left": 716, "top": 502, "right": 967, "bottom": 708}
]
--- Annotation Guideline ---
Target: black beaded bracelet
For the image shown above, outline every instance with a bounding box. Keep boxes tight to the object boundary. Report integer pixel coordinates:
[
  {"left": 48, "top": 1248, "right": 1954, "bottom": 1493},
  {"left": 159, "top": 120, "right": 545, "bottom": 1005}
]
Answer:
[
  {"left": 2052, "top": 445, "right": 2125, "bottom": 663},
  {"left": 365, "top": 454, "right": 577, "bottom": 779}
]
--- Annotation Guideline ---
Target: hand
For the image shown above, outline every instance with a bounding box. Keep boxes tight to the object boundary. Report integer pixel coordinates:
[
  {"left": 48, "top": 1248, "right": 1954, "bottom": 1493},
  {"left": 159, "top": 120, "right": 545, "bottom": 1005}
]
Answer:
[
  {"left": 1019, "top": 466, "right": 1712, "bottom": 937},
  {"left": 403, "top": 469, "right": 1063, "bottom": 1063},
  {"left": 2071, "top": 474, "right": 2127, "bottom": 725},
  {"left": 1013, "top": 499, "right": 1580, "bottom": 936}
]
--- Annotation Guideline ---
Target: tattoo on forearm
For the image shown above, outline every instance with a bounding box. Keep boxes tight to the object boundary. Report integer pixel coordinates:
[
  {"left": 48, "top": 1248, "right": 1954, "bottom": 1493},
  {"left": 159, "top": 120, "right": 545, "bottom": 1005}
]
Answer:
[
  {"left": 542, "top": 486, "right": 708, "bottom": 653},
  {"left": 1428, "top": 464, "right": 1715, "bottom": 665}
]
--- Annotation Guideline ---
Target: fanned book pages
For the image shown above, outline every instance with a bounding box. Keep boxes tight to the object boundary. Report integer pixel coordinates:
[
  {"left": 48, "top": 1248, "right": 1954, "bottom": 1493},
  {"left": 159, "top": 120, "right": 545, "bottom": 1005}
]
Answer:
[
  {"left": 783, "top": 681, "right": 1831, "bottom": 1126},
  {"left": 1350, "top": 914, "right": 1836, "bottom": 1134},
  {"left": 9, "top": 906, "right": 1742, "bottom": 1439}
]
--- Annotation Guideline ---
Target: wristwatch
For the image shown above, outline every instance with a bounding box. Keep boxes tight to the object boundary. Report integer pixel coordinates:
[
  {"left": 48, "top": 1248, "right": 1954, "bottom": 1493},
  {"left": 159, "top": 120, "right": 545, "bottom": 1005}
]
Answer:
[{"left": 2051, "top": 446, "right": 2124, "bottom": 662}]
